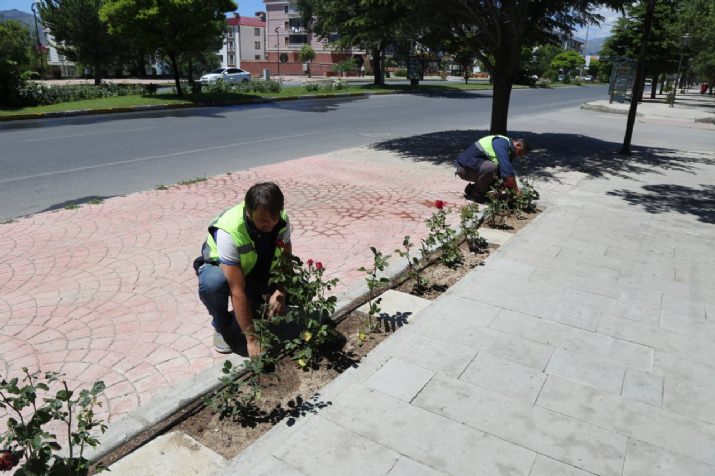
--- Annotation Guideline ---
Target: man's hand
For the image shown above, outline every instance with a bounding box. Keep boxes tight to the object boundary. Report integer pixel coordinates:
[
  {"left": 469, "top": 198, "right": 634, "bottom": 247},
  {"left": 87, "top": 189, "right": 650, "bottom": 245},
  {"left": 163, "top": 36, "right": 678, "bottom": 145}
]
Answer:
[
  {"left": 246, "top": 335, "right": 262, "bottom": 358},
  {"left": 268, "top": 290, "right": 286, "bottom": 318}
]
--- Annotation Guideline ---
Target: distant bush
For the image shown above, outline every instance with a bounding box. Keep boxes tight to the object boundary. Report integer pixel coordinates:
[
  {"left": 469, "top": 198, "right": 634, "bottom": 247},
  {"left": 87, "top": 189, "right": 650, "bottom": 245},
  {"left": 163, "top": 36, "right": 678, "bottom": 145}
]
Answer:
[
  {"left": 242, "top": 79, "right": 281, "bottom": 93},
  {"left": 394, "top": 69, "right": 408, "bottom": 77},
  {"left": 302, "top": 81, "right": 320, "bottom": 92},
  {"left": 16, "top": 82, "right": 148, "bottom": 107},
  {"left": 332, "top": 58, "right": 357, "bottom": 73},
  {"left": 203, "top": 79, "right": 282, "bottom": 95},
  {"left": 327, "top": 79, "right": 347, "bottom": 90}
]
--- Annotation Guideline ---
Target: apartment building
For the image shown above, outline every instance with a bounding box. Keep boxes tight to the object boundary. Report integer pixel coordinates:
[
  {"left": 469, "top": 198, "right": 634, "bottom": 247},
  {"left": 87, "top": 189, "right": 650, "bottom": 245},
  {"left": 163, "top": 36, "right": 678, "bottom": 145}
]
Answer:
[{"left": 262, "top": 0, "right": 365, "bottom": 76}]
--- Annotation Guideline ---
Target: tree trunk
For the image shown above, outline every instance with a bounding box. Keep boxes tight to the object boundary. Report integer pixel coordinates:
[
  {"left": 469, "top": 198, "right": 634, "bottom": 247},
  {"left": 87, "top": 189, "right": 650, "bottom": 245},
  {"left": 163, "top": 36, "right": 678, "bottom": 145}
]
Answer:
[
  {"left": 93, "top": 61, "right": 102, "bottom": 85},
  {"left": 659, "top": 73, "right": 665, "bottom": 94},
  {"left": 463, "top": 66, "right": 469, "bottom": 84},
  {"left": 372, "top": 44, "right": 385, "bottom": 86},
  {"left": 489, "top": 53, "right": 517, "bottom": 135},
  {"left": 188, "top": 58, "right": 194, "bottom": 84},
  {"left": 651, "top": 71, "right": 659, "bottom": 99},
  {"left": 169, "top": 53, "right": 182, "bottom": 96}
]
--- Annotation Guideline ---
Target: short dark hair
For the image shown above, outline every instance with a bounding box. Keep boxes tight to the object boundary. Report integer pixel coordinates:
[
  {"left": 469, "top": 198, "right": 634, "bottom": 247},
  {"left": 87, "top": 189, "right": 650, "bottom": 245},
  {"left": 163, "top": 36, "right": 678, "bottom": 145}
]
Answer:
[
  {"left": 245, "top": 182, "right": 284, "bottom": 216},
  {"left": 514, "top": 138, "right": 530, "bottom": 153}
]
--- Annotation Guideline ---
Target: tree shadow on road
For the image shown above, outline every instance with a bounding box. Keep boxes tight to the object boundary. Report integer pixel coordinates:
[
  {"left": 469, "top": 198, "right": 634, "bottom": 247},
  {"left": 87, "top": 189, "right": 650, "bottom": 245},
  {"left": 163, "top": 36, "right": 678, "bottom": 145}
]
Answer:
[
  {"left": 40, "top": 195, "right": 117, "bottom": 213},
  {"left": 607, "top": 184, "right": 715, "bottom": 224},
  {"left": 371, "top": 129, "right": 711, "bottom": 182}
]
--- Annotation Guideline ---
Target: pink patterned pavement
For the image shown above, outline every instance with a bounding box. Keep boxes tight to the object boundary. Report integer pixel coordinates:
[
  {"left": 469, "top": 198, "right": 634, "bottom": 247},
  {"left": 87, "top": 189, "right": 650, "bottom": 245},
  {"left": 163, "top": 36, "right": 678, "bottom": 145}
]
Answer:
[{"left": 0, "top": 147, "right": 469, "bottom": 426}]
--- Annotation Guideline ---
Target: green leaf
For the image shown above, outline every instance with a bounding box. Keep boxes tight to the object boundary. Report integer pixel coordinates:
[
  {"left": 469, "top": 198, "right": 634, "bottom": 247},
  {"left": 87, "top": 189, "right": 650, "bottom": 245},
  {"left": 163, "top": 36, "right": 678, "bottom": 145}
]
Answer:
[{"left": 55, "top": 389, "right": 72, "bottom": 401}]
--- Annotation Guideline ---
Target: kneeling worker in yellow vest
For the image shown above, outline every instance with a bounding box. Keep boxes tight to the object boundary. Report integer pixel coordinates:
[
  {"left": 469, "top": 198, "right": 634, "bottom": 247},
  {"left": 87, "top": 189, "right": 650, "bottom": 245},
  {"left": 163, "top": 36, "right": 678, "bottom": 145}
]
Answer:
[
  {"left": 194, "top": 182, "right": 291, "bottom": 356},
  {"left": 454, "top": 134, "right": 528, "bottom": 203}
]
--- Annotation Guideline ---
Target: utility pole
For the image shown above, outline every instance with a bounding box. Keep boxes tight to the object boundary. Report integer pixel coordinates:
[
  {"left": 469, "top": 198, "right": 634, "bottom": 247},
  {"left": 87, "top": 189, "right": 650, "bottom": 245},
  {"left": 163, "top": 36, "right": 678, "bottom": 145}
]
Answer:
[
  {"left": 620, "top": 0, "right": 655, "bottom": 155},
  {"left": 31, "top": 1, "right": 45, "bottom": 80},
  {"left": 275, "top": 26, "right": 281, "bottom": 79}
]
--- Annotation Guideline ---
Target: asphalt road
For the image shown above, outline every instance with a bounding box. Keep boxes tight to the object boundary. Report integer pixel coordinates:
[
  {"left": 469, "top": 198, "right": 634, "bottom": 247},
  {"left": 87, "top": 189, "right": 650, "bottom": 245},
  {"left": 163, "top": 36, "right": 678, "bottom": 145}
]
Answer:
[{"left": 0, "top": 86, "right": 607, "bottom": 219}]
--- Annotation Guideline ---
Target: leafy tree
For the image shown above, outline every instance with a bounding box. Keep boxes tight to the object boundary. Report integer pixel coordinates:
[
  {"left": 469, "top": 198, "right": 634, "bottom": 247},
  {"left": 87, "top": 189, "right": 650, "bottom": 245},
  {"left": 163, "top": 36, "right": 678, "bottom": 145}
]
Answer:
[
  {"left": 588, "top": 58, "right": 610, "bottom": 81},
  {"left": 600, "top": 0, "right": 680, "bottom": 98},
  {"left": 0, "top": 20, "right": 32, "bottom": 107},
  {"left": 550, "top": 50, "right": 585, "bottom": 77},
  {"left": 527, "top": 43, "right": 563, "bottom": 79},
  {"left": 38, "top": 0, "right": 123, "bottom": 85},
  {"left": 299, "top": 43, "right": 316, "bottom": 78},
  {"left": 453, "top": 47, "right": 478, "bottom": 84},
  {"left": 678, "top": 0, "right": 715, "bottom": 93},
  {"left": 297, "top": 0, "right": 416, "bottom": 85},
  {"left": 421, "top": 0, "right": 623, "bottom": 134},
  {"left": 100, "top": 0, "right": 235, "bottom": 96}
]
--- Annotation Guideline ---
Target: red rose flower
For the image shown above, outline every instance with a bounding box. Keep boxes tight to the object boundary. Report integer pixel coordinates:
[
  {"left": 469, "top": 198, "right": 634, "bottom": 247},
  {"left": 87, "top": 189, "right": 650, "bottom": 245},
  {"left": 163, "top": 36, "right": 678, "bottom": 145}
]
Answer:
[
  {"left": 315, "top": 262, "right": 324, "bottom": 270},
  {"left": 276, "top": 239, "right": 286, "bottom": 249},
  {"left": 0, "top": 451, "right": 19, "bottom": 471},
  {"left": 435, "top": 200, "right": 445, "bottom": 209},
  {"left": 307, "top": 259, "right": 314, "bottom": 266}
]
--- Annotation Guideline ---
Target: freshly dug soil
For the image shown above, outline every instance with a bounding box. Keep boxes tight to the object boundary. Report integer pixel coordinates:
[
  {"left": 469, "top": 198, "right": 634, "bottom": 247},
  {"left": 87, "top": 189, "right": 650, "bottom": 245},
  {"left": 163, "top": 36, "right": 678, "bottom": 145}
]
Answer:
[
  {"left": 177, "top": 311, "right": 391, "bottom": 458},
  {"left": 395, "top": 240, "right": 496, "bottom": 300}
]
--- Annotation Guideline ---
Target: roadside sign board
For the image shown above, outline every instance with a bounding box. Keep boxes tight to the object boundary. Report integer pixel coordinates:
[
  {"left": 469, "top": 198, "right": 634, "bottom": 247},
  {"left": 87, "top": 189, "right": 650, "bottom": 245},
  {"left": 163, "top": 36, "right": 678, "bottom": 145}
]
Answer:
[
  {"left": 407, "top": 56, "right": 423, "bottom": 81},
  {"left": 609, "top": 60, "right": 636, "bottom": 104}
]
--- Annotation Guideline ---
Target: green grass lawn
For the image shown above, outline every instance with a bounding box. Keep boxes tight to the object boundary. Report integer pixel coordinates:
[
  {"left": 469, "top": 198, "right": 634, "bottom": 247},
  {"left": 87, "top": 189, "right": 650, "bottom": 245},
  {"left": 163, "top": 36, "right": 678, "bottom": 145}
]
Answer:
[
  {"left": 0, "top": 95, "right": 194, "bottom": 116},
  {"left": 0, "top": 81, "right": 502, "bottom": 118}
]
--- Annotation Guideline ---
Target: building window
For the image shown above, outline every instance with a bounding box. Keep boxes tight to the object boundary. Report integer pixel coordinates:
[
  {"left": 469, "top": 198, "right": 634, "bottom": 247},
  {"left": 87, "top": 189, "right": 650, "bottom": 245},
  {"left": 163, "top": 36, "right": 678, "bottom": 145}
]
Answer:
[
  {"left": 228, "top": 54, "right": 235, "bottom": 66},
  {"left": 227, "top": 28, "right": 233, "bottom": 38},
  {"left": 254, "top": 28, "right": 260, "bottom": 36},
  {"left": 284, "top": 5, "right": 288, "bottom": 13},
  {"left": 284, "top": 21, "right": 289, "bottom": 29},
  {"left": 289, "top": 18, "right": 303, "bottom": 31},
  {"left": 289, "top": 34, "right": 307, "bottom": 45},
  {"left": 255, "top": 41, "right": 261, "bottom": 50},
  {"left": 255, "top": 54, "right": 261, "bottom": 60}
]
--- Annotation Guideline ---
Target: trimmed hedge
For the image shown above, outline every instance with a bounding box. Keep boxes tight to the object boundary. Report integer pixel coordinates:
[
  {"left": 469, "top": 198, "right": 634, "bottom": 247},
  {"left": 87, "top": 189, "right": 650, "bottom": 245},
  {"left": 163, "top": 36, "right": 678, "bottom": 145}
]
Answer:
[{"left": 16, "top": 83, "right": 149, "bottom": 107}]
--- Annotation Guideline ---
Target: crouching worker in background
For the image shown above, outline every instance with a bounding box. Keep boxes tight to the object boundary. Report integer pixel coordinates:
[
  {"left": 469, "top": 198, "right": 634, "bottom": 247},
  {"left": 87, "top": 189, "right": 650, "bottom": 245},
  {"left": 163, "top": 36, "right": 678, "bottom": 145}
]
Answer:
[
  {"left": 455, "top": 134, "right": 528, "bottom": 203},
  {"left": 194, "top": 182, "right": 291, "bottom": 357}
]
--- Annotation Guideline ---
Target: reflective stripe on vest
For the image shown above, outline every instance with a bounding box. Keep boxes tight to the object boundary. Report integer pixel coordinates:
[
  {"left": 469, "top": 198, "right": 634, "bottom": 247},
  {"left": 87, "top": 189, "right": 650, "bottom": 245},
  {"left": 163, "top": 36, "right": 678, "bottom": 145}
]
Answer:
[
  {"left": 204, "top": 202, "right": 288, "bottom": 276},
  {"left": 477, "top": 135, "right": 511, "bottom": 165}
]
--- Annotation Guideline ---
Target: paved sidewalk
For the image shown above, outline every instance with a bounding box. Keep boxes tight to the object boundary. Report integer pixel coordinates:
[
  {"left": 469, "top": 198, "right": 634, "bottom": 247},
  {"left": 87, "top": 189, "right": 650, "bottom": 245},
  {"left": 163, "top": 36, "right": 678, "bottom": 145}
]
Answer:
[
  {"left": 581, "top": 87, "right": 715, "bottom": 126},
  {"left": 0, "top": 147, "right": 467, "bottom": 436},
  {"left": 221, "top": 93, "right": 715, "bottom": 475}
]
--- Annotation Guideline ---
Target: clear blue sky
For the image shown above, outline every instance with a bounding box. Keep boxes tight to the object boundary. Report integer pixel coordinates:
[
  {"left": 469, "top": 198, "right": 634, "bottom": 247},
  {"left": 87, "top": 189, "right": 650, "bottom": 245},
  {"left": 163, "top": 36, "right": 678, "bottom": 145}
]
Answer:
[{"left": 2, "top": 0, "right": 264, "bottom": 16}]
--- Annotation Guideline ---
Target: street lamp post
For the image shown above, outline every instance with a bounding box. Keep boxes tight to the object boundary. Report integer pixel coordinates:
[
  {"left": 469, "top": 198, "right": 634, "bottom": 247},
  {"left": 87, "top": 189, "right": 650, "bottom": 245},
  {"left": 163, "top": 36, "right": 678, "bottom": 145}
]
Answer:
[
  {"left": 30, "top": 1, "right": 45, "bottom": 80},
  {"left": 671, "top": 33, "right": 692, "bottom": 107},
  {"left": 275, "top": 26, "right": 281, "bottom": 80}
]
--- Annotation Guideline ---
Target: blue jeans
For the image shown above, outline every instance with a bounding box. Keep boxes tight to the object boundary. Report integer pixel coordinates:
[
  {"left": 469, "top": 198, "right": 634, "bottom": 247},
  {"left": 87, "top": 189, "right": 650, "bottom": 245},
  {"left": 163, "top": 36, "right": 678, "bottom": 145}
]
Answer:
[
  {"left": 197, "top": 263, "right": 234, "bottom": 331},
  {"left": 198, "top": 263, "right": 268, "bottom": 331}
]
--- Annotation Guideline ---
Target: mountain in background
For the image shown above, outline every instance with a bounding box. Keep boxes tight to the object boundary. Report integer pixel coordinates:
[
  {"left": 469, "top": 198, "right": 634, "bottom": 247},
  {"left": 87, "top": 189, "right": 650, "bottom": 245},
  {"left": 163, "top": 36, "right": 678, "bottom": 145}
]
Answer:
[
  {"left": 582, "top": 36, "right": 608, "bottom": 56},
  {"left": 0, "top": 9, "right": 46, "bottom": 43}
]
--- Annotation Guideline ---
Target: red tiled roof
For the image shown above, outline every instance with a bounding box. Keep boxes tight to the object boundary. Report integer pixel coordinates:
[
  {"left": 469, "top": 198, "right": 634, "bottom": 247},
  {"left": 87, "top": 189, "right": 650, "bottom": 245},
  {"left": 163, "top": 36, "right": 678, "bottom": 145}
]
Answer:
[{"left": 226, "top": 17, "right": 265, "bottom": 28}]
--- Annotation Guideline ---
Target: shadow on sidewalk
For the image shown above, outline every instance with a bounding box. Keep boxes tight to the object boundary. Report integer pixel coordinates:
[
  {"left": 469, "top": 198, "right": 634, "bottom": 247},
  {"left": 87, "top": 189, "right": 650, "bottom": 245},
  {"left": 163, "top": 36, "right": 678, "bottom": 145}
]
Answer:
[
  {"left": 372, "top": 129, "right": 715, "bottom": 222},
  {"left": 607, "top": 184, "right": 715, "bottom": 224},
  {"left": 371, "top": 129, "right": 710, "bottom": 181}
]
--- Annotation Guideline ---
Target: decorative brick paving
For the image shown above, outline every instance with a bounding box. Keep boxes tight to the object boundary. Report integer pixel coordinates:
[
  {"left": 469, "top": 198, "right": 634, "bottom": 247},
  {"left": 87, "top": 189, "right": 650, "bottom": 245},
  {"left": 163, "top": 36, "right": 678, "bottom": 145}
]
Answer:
[{"left": 0, "top": 147, "right": 469, "bottom": 428}]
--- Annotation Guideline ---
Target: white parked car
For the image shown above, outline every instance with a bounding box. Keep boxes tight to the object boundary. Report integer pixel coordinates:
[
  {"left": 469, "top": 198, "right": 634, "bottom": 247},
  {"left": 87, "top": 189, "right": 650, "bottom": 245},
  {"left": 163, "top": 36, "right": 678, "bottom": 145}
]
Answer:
[{"left": 200, "top": 67, "right": 251, "bottom": 85}]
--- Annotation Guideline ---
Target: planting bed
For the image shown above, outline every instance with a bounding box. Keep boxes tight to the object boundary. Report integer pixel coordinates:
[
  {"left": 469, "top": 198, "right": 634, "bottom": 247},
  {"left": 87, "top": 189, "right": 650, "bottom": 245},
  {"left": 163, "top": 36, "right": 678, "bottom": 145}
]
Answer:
[{"left": 93, "top": 208, "right": 540, "bottom": 470}]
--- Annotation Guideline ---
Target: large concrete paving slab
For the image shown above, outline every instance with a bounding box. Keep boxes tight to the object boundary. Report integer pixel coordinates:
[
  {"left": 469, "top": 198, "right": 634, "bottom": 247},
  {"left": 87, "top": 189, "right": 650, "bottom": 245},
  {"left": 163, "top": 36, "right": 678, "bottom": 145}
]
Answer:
[{"left": 108, "top": 432, "right": 225, "bottom": 475}]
